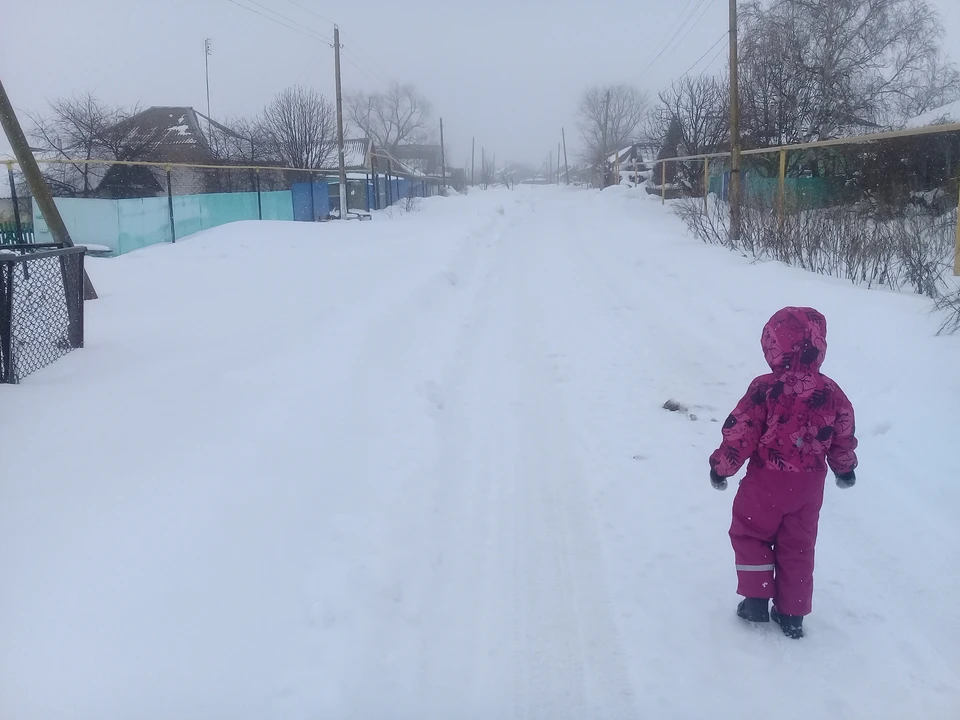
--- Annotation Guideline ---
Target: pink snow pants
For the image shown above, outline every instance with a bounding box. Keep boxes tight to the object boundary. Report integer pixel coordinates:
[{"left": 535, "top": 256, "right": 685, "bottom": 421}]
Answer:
[{"left": 729, "top": 466, "right": 826, "bottom": 616}]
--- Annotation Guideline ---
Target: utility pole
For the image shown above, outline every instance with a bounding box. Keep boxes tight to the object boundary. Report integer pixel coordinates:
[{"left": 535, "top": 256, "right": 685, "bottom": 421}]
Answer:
[
  {"left": 728, "top": 0, "right": 741, "bottom": 245},
  {"left": 439, "top": 117, "right": 447, "bottom": 195},
  {"left": 204, "top": 39, "right": 213, "bottom": 140},
  {"left": 0, "top": 78, "right": 97, "bottom": 299},
  {"left": 471, "top": 137, "right": 475, "bottom": 186},
  {"left": 333, "top": 26, "right": 348, "bottom": 220},
  {"left": 562, "top": 127, "right": 569, "bottom": 184},
  {"left": 549, "top": 150, "right": 553, "bottom": 184},
  {"left": 601, "top": 89, "right": 611, "bottom": 188},
  {"left": 557, "top": 142, "right": 561, "bottom": 184}
]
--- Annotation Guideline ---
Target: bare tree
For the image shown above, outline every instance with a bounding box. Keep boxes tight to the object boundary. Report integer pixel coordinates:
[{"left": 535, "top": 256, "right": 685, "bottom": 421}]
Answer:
[
  {"left": 346, "top": 83, "right": 433, "bottom": 153},
  {"left": 27, "top": 92, "right": 142, "bottom": 197},
  {"left": 206, "top": 116, "right": 270, "bottom": 164},
  {"left": 652, "top": 75, "right": 730, "bottom": 157},
  {"left": 259, "top": 86, "right": 337, "bottom": 169},
  {"left": 479, "top": 155, "right": 497, "bottom": 190},
  {"left": 578, "top": 84, "right": 649, "bottom": 186},
  {"left": 739, "top": 0, "right": 959, "bottom": 144}
]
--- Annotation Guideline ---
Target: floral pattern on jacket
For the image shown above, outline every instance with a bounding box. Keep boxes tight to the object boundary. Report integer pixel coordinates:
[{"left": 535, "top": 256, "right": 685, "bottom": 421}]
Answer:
[{"left": 710, "top": 307, "right": 858, "bottom": 477}]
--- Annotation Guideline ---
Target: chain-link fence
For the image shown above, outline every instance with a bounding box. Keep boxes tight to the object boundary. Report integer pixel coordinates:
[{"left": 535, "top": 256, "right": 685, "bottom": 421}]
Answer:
[
  {"left": 649, "top": 126, "right": 960, "bottom": 330},
  {"left": 1, "top": 245, "right": 86, "bottom": 383}
]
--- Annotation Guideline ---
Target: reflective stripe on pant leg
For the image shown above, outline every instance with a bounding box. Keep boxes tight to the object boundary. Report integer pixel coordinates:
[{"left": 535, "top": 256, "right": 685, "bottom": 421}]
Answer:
[{"left": 730, "top": 478, "right": 780, "bottom": 599}]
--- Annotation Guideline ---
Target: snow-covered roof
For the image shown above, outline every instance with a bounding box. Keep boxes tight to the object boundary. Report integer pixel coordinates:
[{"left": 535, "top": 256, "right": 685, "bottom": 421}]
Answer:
[
  {"left": 108, "top": 106, "right": 215, "bottom": 164},
  {"left": 342, "top": 138, "right": 370, "bottom": 168},
  {"left": 905, "top": 100, "right": 960, "bottom": 129},
  {"left": 607, "top": 145, "right": 634, "bottom": 164}
]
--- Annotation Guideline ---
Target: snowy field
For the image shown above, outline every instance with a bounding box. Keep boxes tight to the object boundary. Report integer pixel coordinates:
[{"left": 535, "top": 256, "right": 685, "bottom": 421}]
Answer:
[{"left": 1, "top": 185, "right": 958, "bottom": 719}]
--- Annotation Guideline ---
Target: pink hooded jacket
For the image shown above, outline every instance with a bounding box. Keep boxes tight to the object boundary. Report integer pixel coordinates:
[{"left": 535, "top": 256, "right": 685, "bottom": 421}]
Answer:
[{"left": 709, "top": 307, "right": 858, "bottom": 478}]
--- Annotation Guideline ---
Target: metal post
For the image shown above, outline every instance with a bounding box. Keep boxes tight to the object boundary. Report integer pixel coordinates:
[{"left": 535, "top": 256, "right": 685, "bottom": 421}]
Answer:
[
  {"left": 333, "top": 26, "right": 348, "bottom": 220},
  {"left": 1, "top": 262, "right": 13, "bottom": 382},
  {"left": 778, "top": 148, "right": 787, "bottom": 233},
  {"left": 309, "top": 171, "right": 316, "bottom": 221},
  {"left": 386, "top": 162, "right": 393, "bottom": 206},
  {"left": 256, "top": 170, "right": 262, "bottom": 220},
  {"left": 729, "top": 0, "right": 742, "bottom": 245},
  {"left": 439, "top": 118, "right": 447, "bottom": 196},
  {"left": 6, "top": 161, "right": 24, "bottom": 243},
  {"left": 204, "top": 39, "right": 213, "bottom": 140},
  {"left": 166, "top": 167, "right": 176, "bottom": 243},
  {"left": 704, "top": 157, "right": 710, "bottom": 214},
  {"left": 661, "top": 160, "right": 667, "bottom": 204},
  {"left": 955, "top": 181, "right": 960, "bottom": 276},
  {"left": 562, "top": 127, "right": 570, "bottom": 184},
  {"left": 0, "top": 78, "right": 97, "bottom": 299}
]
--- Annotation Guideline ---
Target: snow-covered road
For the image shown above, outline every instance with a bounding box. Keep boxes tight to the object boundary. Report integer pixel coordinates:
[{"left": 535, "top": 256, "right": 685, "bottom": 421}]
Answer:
[{"left": 2, "top": 186, "right": 958, "bottom": 719}]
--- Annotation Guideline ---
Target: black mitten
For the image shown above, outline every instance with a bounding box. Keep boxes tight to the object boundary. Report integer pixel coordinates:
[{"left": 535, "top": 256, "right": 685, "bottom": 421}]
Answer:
[
  {"left": 836, "top": 470, "right": 856, "bottom": 489},
  {"left": 710, "top": 468, "right": 728, "bottom": 491}
]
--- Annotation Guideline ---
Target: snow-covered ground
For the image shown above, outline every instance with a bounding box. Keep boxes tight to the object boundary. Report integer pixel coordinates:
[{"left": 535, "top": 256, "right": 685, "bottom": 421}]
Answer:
[{"left": 1, "top": 186, "right": 958, "bottom": 719}]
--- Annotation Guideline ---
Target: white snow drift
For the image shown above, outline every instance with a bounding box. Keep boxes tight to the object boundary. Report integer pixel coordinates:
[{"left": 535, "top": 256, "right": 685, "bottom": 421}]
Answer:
[{"left": 1, "top": 186, "right": 958, "bottom": 720}]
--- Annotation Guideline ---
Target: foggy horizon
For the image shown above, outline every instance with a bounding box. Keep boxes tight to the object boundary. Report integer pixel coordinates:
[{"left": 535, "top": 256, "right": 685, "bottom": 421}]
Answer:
[{"left": 3, "top": 0, "right": 960, "bottom": 167}]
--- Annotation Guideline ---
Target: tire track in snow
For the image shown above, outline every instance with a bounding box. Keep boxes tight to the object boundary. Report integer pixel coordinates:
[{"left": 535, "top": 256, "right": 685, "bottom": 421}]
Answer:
[{"left": 412, "top": 202, "right": 639, "bottom": 718}]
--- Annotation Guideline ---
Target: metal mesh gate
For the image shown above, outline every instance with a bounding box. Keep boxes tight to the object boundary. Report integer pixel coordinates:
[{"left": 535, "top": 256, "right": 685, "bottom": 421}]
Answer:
[{"left": 0, "top": 245, "right": 86, "bottom": 383}]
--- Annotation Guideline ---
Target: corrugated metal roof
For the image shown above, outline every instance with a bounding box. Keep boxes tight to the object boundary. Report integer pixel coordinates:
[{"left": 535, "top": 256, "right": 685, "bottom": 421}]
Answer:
[
  {"left": 112, "top": 106, "right": 215, "bottom": 164},
  {"left": 342, "top": 138, "right": 369, "bottom": 168}
]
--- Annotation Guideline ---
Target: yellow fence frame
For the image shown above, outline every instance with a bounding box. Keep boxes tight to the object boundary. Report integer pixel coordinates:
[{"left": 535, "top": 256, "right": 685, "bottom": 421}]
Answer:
[{"left": 649, "top": 121, "right": 960, "bottom": 276}]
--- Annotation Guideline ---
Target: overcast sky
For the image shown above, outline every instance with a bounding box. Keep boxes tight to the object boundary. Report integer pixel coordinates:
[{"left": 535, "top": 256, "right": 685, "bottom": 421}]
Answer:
[{"left": 3, "top": 0, "right": 960, "bottom": 167}]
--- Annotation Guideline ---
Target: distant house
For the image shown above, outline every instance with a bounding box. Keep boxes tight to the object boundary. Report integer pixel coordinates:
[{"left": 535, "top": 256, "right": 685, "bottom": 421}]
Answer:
[
  {"left": 390, "top": 144, "right": 444, "bottom": 176},
  {"left": 608, "top": 142, "right": 659, "bottom": 185},
  {"left": 96, "top": 106, "right": 254, "bottom": 199}
]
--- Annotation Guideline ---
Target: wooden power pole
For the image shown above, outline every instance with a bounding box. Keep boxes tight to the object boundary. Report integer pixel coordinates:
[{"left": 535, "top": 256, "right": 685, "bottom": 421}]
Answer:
[
  {"left": 333, "top": 26, "right": 348, "bottom": 220},
  {"left": 728, "top": 0, "right": 742, "bottom": 245},
  {"left": 439, "top": 117, "right": 446, "bottom": 195},
  {"left": 562, "top": 127, "right": 570, "bottom": 184},
  {"left": 0, "top": 77, "right": 97, "bottom": 299}
]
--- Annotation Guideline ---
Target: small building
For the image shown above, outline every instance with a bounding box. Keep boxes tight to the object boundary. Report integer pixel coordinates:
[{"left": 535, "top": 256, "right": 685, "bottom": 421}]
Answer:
[
  {"left": 608, "top": 142, "right": 659, "bottom": 185},
  {"left": 96, "top": 106, "right": 252, "bottom": 199}
]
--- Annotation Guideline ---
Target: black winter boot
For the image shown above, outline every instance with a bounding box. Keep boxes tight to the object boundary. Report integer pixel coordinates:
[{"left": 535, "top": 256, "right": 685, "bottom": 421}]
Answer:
[
  {"left": 737, "top": 597, "right": 770, "bottom": 623},
  {"left": 771, "top": 606, "right": 804, "bottom": 639}
]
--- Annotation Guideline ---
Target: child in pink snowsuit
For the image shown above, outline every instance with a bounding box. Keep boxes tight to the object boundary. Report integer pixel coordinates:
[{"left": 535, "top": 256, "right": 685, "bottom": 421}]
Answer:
[{"left": 709, "top": 307, "right": 858, "bottom": 639}]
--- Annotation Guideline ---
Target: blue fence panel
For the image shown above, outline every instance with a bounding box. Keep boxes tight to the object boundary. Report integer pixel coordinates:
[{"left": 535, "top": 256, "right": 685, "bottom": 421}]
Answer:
[{"left": 291, "top": 182, "right": 330, "bottom": 221}]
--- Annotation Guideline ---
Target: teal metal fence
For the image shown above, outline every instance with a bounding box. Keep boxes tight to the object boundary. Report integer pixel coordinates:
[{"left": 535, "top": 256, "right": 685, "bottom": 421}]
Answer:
[{"left": 32, "top": 190, "right": 294, "bottom": 255}]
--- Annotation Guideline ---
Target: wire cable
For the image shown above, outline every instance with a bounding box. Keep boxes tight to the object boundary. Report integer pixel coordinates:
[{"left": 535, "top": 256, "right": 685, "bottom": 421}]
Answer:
[
  {"left": 283, "top": 0, "right": 336, "bottom": 25},
  {"left": 674, "top": 31, "right": 727, "bottom": 83},
  {"left": 636, "top": 0, "right": 710, "bottom": 79},
  {"left": 642, "top": 0, "right": 697, "bottom": 69},
  {"left": 224, "top": 0, "right": 331, "bottom": 44}
]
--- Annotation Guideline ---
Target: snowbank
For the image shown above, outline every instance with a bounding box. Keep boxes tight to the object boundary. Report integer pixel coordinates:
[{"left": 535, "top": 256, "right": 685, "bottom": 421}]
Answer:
[{"left": 1, "top": 185, "right": 957, "bottom": 719}]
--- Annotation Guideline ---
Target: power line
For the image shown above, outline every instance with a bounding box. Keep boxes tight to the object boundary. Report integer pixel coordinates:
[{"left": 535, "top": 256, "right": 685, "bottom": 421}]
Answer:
[
  {"left": 341, "top": 53, "right": 386, "bottom": 90},
  {"left": 674, "top": 31, "right": 727, "bottom": 83},
  {"left": 637, "top": 0, "right": 710, "bottom": 80},
  {"left": 246, "top": 0, "right": 332, "bottom": 41},
  {"left": 667, "top": 0, "right": 721, "bottom": 64},
  {"left": 642, "top": 0, "right": 697, "bottom": 69},
  {"left": 341, "top": 45, "right": 392, "bottom": 89},
  {"left": 283, "top": 0, "right": 335, "bottom": 26},
  {"left": 224, "top": 0, "right": 331, "bottom": 44},
  {"left": 339, "top": 29, "right": 395, "bottom": 87}
]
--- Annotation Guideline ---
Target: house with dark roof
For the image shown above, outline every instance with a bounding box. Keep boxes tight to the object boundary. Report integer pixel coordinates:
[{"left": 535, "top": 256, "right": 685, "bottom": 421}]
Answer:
[{"left": 96, "top": 106, "right": 253, "bottom": 198}]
